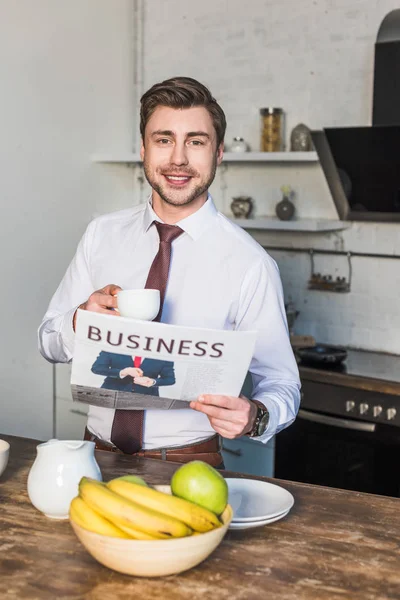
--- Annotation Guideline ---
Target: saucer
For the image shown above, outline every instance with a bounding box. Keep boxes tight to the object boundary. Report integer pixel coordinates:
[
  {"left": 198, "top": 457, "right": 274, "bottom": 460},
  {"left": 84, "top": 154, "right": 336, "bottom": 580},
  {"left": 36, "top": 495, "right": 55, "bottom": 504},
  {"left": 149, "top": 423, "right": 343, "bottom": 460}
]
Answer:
[
  {"left": 227, "top": 478, "right": 294, "bottom": 522},
  {"left": 229, "top": 508, "right": 290, "bottom": 530}
]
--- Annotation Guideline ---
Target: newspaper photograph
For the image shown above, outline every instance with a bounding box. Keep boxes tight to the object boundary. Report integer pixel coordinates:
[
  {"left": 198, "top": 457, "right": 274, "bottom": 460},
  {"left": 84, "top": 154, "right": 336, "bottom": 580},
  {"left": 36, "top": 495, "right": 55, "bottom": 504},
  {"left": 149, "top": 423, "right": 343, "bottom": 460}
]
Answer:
[{"left": 71, "top": 309, "right": 257, "bottom": 410}]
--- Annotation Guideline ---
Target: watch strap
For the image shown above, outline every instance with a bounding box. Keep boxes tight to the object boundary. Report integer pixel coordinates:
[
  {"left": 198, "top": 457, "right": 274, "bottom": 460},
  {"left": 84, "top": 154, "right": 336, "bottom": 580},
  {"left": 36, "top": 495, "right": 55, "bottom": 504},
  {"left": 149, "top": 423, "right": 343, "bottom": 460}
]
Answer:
[{"left": 247, "top": 400, "right": 269, "bottom": 437}]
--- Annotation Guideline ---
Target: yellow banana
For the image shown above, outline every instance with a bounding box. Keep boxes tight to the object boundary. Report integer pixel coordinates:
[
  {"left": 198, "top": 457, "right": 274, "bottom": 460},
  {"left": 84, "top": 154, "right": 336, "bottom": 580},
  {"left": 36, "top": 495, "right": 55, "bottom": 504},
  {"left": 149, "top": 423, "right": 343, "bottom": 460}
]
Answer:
[
  {"left": 69, "top": 496, "right": 130, "bottom": 539},
  {"left": 107, "top": 478, "right": 221, "bottom": 533},
  {"left": 79, "top": 477, "right": 192, "bottom": 539},
  {"left": 116, "top": 523, "right": 161, "bottom": 540}
]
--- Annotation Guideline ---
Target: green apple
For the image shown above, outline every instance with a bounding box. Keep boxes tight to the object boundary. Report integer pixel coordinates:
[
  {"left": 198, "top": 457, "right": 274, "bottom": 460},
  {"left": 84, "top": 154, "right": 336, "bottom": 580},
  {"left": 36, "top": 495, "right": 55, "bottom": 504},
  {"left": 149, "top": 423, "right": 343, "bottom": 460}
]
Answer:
[
  {"left": 113, "top": 474, "right": 148, "bottom": 486},
  {"left": 171, "top": 461, "right": 228, "bottom": 516}
]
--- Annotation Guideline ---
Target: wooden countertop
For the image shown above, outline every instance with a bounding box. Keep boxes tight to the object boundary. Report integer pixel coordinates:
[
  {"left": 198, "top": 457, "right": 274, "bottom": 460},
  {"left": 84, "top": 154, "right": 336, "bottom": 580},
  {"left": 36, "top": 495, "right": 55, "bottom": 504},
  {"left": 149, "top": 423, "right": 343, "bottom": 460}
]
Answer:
[{"left": 1, "top": 434, "right": 399, "bottom": 600}]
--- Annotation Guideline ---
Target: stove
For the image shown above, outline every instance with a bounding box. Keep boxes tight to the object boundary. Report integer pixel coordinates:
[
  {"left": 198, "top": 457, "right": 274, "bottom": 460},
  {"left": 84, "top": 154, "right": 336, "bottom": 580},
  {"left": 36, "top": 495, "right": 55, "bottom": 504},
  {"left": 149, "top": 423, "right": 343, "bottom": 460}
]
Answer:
[
  {"left": 275, "top": 348, "right": 400, "bottom": 497},
  {"left": 300, "top": 348, "right": 400, "bottom": 383}
]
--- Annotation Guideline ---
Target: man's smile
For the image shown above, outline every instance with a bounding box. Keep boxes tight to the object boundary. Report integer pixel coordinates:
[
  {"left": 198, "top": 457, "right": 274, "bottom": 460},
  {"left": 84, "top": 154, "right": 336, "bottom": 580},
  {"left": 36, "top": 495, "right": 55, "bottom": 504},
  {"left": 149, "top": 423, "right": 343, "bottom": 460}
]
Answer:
[{"left": 163, "top": 174, "right": 193, "bottom": 186}]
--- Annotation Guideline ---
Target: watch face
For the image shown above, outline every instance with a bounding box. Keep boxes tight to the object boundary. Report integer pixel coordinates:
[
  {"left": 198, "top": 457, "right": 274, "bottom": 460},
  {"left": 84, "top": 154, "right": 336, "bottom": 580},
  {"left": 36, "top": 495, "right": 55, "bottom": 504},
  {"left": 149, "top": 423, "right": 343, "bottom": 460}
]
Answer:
[{"left": 257, "top": 412, "right": 270, "bottom": 436}]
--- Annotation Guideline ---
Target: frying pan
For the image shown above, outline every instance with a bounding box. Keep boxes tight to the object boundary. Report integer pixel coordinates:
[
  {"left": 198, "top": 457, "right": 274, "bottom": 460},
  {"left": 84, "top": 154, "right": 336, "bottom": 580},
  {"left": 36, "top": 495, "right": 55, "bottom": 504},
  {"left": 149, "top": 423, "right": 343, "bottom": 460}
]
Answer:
[{"left": 296, "top": 344, "right": 347, "bottom": 365}]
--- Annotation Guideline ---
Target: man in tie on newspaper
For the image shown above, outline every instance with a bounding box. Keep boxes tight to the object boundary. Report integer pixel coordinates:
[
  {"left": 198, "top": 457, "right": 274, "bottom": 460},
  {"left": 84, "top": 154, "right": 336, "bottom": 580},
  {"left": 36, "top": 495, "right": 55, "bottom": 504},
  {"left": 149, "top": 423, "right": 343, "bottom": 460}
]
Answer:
[{"left": 39, "top": 76, "right": 300, "bottom": 467}]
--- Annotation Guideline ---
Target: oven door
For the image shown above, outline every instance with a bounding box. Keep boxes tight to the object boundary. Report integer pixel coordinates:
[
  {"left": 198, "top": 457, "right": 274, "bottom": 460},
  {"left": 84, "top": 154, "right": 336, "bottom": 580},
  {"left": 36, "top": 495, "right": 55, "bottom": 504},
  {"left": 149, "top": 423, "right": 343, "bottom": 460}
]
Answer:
[{"left": 274, "top": 409, "right": 400, "bottom": 497}]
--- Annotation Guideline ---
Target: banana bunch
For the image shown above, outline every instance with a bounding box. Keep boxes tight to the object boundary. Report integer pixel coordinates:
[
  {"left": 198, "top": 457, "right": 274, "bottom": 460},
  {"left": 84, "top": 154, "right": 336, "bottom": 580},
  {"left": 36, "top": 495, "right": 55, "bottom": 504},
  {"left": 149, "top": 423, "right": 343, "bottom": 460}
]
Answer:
[{"left": 69, "top": 475, "right": 222, "bottom": 540}]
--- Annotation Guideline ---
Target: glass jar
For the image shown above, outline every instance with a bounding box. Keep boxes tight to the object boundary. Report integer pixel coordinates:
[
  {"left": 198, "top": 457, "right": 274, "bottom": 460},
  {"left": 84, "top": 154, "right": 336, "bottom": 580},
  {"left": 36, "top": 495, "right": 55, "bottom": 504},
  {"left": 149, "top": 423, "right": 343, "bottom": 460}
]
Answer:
[{"left": 260, "top": 108, "right": 284, "bottom": 152}]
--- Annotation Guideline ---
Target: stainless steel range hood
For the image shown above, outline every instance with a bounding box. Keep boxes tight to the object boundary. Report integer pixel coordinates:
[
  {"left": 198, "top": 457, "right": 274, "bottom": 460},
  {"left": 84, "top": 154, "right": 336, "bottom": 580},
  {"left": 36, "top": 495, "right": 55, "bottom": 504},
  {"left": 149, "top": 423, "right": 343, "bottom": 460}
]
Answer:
[{"left": 311, "top": 10, "right": 400, "bottom": 223}]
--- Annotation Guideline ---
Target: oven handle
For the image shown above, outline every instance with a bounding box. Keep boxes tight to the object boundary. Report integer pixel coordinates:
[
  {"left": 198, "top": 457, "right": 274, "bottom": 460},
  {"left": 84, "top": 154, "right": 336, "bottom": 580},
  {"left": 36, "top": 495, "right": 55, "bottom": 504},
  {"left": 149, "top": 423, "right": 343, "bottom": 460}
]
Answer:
[{"left": 298, "top": 409, "right": 376, "bottom": 432}]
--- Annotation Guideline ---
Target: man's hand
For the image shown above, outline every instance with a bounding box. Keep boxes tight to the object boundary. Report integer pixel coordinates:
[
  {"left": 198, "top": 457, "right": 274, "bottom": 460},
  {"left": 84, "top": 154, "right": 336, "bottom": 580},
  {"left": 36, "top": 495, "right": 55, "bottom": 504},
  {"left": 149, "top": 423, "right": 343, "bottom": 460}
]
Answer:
[
  {"left": 73, "top": 284, "right": 122, "bottom": 331},
  {"left": 189, "top": 394, "right": 258, "bottom": 439},
  {"left": 133, "top": 376, "right": 156, "bottom": 388},
  {"left": 119, "top": 367, "right": 143, "bottom": 379}
]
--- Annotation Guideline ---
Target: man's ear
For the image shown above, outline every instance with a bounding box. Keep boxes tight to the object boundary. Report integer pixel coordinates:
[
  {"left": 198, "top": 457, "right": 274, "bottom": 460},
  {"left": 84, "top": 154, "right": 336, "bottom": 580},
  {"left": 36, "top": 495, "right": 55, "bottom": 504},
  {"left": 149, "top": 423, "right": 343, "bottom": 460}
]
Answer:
[
  {"left": 140, "top": 139, "right": 145, "bottom": 161},
  {"left": 216, "top": 142, "right": 224, "bottom": 165}
]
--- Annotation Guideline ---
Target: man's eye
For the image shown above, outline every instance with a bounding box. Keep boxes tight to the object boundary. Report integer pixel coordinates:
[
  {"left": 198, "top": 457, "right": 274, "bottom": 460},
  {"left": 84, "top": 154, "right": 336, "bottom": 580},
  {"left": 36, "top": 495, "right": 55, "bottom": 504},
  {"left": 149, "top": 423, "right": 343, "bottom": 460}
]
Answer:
[
  {"left": 157, "top": 138, "right": 171, "bottom": 144},
  {"left": 189, "top": 140, "right": 204, "bottom": 146}
]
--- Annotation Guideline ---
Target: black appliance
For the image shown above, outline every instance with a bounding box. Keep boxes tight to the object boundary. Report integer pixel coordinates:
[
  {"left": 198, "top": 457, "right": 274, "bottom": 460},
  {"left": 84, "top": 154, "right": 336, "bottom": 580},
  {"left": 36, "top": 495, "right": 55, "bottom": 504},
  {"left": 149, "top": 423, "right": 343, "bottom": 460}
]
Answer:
[
  {"left": 311, "top": 9, "right": 400, "bottom": 222},
  {"left": 373, "top": 9, "right": 400, "bottom": 126},
  {"left": 274, "top": 349, "right": 400, "bottom": 498}
]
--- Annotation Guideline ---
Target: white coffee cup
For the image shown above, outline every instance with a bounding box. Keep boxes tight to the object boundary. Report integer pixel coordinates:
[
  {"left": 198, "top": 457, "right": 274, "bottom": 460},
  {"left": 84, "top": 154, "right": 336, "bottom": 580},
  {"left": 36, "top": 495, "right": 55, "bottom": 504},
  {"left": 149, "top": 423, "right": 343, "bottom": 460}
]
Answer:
[
  {"left": 0, "top": 439, "right": 10, "bottom": 477},
  {"left": 117, "top": 289, "right": 160, "bottom": 321}
]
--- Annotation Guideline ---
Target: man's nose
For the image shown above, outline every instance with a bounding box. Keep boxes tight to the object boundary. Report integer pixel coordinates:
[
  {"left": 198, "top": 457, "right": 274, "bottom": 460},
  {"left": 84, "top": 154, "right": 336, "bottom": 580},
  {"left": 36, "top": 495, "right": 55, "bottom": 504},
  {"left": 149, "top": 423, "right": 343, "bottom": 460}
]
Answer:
[{"left": 170, "top": 143, "right": 189, "bottom": 166}]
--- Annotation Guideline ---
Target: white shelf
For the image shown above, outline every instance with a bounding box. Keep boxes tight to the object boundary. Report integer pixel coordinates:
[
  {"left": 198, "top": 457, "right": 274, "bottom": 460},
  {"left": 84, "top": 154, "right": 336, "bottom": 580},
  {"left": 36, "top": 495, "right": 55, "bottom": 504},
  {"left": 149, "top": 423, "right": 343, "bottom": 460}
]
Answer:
[
  {"left": 91, "top": 153, "right": 141, "bottom": 163},
  {"left": 91, "top": 151, "right": 318, "bottom": 164},
  {"left": 229, "top": 218, "right": 351, "bottom": 232},
  {"left": 223, "top": 152, "right": 318, "bottom": 162}
]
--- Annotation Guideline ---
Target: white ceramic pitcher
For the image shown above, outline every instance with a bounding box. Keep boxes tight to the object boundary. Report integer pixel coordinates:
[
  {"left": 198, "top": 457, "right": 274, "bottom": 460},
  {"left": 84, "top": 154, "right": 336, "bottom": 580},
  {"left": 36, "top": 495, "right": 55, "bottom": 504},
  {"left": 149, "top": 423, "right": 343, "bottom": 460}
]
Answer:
[{"left": 27, "top": 439, "right": 102, "bottom": 519}]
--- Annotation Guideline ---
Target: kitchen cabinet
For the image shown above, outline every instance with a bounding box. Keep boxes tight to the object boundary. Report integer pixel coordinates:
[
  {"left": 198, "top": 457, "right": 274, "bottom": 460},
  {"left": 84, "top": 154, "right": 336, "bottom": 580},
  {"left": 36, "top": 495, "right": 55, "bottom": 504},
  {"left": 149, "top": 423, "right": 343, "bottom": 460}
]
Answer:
[
  {"left": 220, "top": 371, "right": 275, "bottom": 477},
  {"left": 221, "top": 436, "right": 275, "bottom": 477}
]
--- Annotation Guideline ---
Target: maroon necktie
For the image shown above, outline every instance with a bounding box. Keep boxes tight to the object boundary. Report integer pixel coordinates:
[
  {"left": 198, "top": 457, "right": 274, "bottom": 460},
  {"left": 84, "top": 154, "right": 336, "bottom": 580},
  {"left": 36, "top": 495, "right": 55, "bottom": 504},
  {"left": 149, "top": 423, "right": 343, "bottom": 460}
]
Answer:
[{"left": 110, "top": 222, "right": 183, "bottom": 454}]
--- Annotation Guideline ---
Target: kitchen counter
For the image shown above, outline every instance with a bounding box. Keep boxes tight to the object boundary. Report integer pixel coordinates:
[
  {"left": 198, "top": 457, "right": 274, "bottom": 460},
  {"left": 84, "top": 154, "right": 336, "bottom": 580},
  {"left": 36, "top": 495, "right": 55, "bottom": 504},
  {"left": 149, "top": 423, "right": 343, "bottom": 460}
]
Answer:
[{"left": 1, "top": 434, "right": 399, "bottom": 600}]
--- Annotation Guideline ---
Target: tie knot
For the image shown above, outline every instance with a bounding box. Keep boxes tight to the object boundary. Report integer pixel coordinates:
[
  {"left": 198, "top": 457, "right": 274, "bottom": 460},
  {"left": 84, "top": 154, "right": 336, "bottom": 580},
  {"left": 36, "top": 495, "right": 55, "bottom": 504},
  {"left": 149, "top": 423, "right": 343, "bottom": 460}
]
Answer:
[{"left": 155, "top": 221, "right": 183, "bottom": 244}]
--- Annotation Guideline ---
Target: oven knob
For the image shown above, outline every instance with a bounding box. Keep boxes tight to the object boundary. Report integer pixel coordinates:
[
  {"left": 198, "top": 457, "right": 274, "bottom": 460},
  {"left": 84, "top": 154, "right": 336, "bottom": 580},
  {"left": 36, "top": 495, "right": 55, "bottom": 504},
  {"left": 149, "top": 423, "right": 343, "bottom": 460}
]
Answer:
[
  {"left": 387, "top": 408, "right": 397, "bottom": 421},
  {"left": 359, "top": 403, "right": 369, "bottom": 415},
  {"left": 345, "top": 400, "right": 355, "bottom": 412},
  {"left": 373, "top": 405, "right": 382, "bottom": 418}
]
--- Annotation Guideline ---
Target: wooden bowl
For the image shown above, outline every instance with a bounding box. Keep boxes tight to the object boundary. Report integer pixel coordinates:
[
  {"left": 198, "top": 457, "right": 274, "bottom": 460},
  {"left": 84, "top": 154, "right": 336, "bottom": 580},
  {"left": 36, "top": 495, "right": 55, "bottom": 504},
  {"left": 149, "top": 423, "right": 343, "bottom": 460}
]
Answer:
[{"left": 70, "top": 485, "right": 233, "bottom": 577}]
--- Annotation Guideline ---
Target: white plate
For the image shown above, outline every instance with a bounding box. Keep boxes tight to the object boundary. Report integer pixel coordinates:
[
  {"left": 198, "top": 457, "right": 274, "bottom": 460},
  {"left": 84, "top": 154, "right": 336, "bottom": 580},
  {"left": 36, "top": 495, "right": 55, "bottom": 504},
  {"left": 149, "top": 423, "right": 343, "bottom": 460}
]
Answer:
[
  {"left": 229, "top": 508, "right": 290, "bottom": 530},
  {"left": 227, "top": 478, "right": 294, "bottom": 522}
]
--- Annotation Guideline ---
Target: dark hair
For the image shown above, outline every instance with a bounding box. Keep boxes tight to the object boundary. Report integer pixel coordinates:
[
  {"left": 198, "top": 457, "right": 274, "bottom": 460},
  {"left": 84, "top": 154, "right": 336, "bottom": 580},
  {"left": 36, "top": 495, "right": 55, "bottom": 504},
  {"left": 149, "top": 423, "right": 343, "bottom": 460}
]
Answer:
[{"left": 140, "top": 76, "right": 226, "bottom": 147}]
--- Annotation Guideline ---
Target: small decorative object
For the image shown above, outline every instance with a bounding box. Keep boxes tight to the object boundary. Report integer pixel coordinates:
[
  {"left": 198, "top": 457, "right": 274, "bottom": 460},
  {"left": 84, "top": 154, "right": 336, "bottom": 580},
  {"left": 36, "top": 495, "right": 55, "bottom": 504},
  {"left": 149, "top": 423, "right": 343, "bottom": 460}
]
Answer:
[
  {"left": 231, "top": 196, "right": 253, "bottom": 219},
  {"left": 230, "top": 137, "right": 249, "bottom": 152},
  {"left": 290, "top": 123, "right": 313, "bottom": 151},
  {"left": 276, "top": 185, "right": 295, "bottom": 221},
  {"left": 260, "top": 108, "right": 285, "bottom": 151}
]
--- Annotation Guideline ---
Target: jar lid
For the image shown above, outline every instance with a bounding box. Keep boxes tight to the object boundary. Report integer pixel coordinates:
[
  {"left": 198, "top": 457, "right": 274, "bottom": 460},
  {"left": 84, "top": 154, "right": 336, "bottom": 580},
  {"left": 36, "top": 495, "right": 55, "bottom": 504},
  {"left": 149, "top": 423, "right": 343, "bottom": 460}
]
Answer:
[{"left": 260, "top": 107, "right": 283, "bottom": 115}]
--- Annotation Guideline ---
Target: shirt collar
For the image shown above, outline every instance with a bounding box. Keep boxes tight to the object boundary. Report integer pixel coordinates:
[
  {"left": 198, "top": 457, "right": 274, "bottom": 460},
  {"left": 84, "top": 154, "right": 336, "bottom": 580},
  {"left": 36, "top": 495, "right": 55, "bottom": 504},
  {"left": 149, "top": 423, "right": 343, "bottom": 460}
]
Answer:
[{"left": 142, "top": 194, "right": 218, "bottom": 241}]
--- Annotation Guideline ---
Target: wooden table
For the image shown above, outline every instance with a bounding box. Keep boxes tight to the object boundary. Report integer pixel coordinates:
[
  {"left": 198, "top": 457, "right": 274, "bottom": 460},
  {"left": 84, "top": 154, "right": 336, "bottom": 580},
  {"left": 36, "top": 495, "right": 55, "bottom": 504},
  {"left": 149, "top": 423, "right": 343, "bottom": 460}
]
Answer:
[{"left": 1, "top": 434, "right": 399, "bottom": 600}]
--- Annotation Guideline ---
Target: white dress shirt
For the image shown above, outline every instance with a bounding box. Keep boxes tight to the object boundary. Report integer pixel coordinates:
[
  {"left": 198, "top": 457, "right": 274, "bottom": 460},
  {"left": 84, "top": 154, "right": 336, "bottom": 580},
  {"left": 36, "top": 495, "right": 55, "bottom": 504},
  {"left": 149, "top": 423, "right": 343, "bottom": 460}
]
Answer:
[{"left": 38, "top": 196, "right": 300, "bottom": 449}]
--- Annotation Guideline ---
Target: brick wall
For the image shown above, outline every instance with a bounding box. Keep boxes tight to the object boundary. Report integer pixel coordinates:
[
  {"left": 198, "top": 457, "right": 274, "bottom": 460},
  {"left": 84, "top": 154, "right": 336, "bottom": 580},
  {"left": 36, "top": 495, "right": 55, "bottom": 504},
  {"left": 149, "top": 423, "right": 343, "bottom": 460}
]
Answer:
[{"left": 137, "top": 0, "right": 400, "bottom": 353}]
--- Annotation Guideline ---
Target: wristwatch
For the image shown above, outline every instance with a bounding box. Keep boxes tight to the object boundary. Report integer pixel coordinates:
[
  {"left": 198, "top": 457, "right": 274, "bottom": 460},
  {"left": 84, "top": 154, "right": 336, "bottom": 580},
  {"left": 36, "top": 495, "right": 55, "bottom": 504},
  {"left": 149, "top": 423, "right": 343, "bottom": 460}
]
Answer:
[{"left": 247, "top": 400, "right": 270, "bottom": 438}]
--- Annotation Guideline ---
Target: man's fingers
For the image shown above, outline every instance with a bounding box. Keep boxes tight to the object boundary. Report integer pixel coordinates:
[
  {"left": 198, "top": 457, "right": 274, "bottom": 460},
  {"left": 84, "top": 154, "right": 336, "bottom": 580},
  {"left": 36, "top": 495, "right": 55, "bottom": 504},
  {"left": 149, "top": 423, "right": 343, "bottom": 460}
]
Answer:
[
  {"left": 102, "top": 284, "right": 122, "bottom": 296},
  {"left": 92, "top": 307, "right": 119, "bottom": 316},
  {"left": 97, "top": 293, "right": 118, "bottom": 309},
  {"left": 190, "top": 401, "right": 238, "bottom": 422},
  {"left": 210, "top": 417, "right": 246, "bottom": 436},
  {"left": 196, "top": 394, "right": 240, "bottom": 409},
  {"left": 209, "top": 424, "right": 235, "bottom": 439}
]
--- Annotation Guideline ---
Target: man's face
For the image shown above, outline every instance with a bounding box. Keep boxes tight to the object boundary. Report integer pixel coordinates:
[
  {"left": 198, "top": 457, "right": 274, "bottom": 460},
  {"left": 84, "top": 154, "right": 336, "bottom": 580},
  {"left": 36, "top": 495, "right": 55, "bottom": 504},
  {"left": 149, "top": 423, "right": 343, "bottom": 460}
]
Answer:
[{"left": 141, "top": 105, "right": 223, "bottom": 208}]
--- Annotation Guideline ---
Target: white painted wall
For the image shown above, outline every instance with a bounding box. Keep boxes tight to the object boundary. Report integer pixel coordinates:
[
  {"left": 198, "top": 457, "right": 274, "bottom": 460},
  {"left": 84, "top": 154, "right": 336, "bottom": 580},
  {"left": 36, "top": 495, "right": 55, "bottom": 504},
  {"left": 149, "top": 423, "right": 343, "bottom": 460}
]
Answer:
[
  {"left": 135, "top": 0, "right": 400, "bottom": 353},
  {"left": 0, "top": 0, "right": 135, "bottom": 438}
]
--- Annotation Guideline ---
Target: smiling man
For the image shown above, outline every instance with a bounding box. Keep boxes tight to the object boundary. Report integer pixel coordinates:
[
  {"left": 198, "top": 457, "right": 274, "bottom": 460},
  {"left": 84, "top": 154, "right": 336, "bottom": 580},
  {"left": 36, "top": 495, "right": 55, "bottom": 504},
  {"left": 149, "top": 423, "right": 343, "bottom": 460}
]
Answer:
[{"left": 39, "top": 77, "right": 300, "bottom": 467}]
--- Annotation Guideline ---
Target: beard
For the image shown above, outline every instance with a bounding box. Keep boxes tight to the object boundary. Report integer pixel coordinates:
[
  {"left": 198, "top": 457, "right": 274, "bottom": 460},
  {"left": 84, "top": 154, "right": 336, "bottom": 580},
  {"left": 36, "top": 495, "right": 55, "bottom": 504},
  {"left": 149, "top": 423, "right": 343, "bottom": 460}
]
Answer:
[{"left": 143, "top": 154, "right": 218, "bottom": 207}]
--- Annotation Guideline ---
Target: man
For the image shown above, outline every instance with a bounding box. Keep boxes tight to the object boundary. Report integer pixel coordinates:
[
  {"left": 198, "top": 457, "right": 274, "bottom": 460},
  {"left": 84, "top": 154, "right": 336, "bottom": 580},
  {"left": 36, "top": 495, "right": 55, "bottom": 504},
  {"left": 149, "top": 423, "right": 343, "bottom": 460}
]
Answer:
[
  {"left": 39, "top": 76, "right": 300, "bottom": 466},
  {"left": 91, "top": 352, "right": 175, "bottom": 395}
]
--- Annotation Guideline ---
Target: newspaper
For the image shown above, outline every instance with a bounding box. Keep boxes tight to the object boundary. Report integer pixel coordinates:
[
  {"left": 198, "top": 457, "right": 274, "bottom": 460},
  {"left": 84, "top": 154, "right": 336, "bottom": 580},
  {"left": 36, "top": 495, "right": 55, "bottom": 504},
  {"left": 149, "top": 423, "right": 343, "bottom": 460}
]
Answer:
[{"left": 71, "top": 309, "right": 257, "bottom": 410}]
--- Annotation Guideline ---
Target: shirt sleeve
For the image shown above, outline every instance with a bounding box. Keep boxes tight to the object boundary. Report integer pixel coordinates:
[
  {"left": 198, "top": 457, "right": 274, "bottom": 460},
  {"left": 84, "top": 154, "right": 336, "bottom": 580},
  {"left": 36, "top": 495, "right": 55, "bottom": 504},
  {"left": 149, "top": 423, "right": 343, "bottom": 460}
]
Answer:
[
  {"left": 38, "top": 221, "right": 96, "bottom": 363},
  {"left": 235, "top": 255, "right": 301, "bottom": 444}
]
